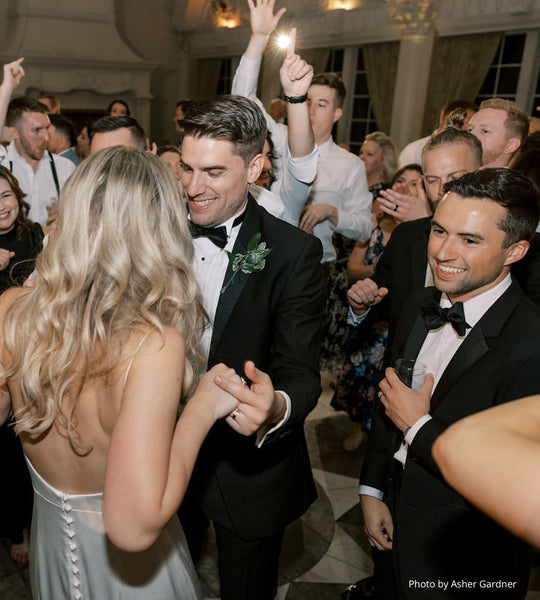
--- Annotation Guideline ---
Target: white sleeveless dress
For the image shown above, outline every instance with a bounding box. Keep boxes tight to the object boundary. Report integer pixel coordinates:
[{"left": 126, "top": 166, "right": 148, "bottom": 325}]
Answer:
[{"left": 25, "top": 457, "right": 202, "bottom": 600}]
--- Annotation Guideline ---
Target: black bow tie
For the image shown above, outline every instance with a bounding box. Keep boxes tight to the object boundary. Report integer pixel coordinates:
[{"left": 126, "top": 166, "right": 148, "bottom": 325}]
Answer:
[
  {"left": 188, "top": 213, "right": 245, "bottom": 249},
  {"left": 420, "top": 301, "right": 470, "bottom": 336},
  {"left": 189, "top": 221, "right": 228, "bottom": 248}
]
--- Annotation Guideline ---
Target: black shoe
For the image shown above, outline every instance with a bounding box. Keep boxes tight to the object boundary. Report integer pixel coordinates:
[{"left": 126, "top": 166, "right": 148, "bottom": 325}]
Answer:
[{"left": 341, "top": 576, "right": 376, "bottom": 600}]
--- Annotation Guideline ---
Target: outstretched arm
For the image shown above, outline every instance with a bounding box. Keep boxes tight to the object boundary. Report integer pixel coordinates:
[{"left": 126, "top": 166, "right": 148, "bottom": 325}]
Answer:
[
  {"left": 433, "top": 395, "right": 540, "bottom": 548},
  {"left": 103, "top": 330, "right": 240, "bottom": 552},
  {"left": 279, "top": 28, "right": 314, "bottom": 159},
  {"left": 245, "top": 0, "right": 286, "bottom": 61},
  {"left": 0, "top": 58, "right": 25, "bottom": 133}
]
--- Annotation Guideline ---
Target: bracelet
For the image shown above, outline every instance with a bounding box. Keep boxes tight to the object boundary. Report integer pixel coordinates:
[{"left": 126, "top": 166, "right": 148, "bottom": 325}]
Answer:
[{"left": 284, "top": 93, "right": 308, "bottom": 104}]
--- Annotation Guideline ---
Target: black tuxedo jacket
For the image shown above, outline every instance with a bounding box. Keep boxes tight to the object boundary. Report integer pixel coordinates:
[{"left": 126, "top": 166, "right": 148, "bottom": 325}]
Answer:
[
  {"left": 190, "top": 197, "right": 325, "bottom": 540},
  {"left": 361, "top": 281, "right": 540, "bottom": 599}
]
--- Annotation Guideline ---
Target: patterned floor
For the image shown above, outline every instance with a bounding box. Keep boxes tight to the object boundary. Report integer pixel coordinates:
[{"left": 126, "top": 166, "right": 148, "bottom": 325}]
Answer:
[{"left": 2, "top": 372, "right": 540, "bottom": 599}]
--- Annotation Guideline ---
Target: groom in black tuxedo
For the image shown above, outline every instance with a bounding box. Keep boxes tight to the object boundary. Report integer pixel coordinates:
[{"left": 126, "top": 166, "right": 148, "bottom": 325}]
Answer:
[
  {"left": 177, "top": 95, "right": 325, "bottom": 600},
  {"left": 360, "top": 168, "right": 540, "bottom": 599}
]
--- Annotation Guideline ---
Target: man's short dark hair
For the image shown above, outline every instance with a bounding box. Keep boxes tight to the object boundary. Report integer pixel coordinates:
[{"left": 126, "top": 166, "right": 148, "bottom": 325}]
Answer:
[
  {"left": 106, "top": 99, "right": 131, "bottom": 117},
  {"left": 178, "top": 95, "right": 266, "bottom": 165},
  {"left": 88, "top": 116, "right": 146, "bottom": 150},
  {"left": 310, "top": 72, "right": 346, "bottom": 108},
  {"left": 423, "top": 128, "right": 483, "bottom": 168},
  {"left": 176, "top": 99, "right": 195, "bottom": 114},
  {"left": 49, "top": 113, "right": 76, "bottom": 147},
  {"left": 156, "top": 145, "right": 181, "bottom": 158},
  {"left": 444, "top": 168, "right": 540, "bottom": 246},
  {"left": 6, "top": 97, "right": 49, "bottom": 127},
  {"left": 38, "top": 91, "right": 60, "bottom": 111}
]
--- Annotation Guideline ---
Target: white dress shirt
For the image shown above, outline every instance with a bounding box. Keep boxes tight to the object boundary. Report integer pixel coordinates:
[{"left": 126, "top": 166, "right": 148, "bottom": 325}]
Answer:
[
  {"left": 232, "top": 55, "right": 372, "bottom": 261},
  {"left": 0, "top": 143, "right": 76, "bottom": 225},
  {"left": 360, "top": 274, "right": 512, "bottom": 497},
  {"left": 190, "top": 207, "right": 291, "bottom": 445}
]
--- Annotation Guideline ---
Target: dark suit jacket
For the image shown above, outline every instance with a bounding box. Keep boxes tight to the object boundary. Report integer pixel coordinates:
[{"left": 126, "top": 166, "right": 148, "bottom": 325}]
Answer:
[
  {"left": 190, "top": 197, "right": 325, "bottom": 540},
  {"left": 360, "top": 281, "right": 540, "bottom": 599}
]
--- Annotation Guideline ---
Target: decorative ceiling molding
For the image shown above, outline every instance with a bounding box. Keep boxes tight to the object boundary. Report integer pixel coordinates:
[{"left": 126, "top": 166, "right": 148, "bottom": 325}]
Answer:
[{"left": 182, "top": 0, "right": 540, "bottom": 59}]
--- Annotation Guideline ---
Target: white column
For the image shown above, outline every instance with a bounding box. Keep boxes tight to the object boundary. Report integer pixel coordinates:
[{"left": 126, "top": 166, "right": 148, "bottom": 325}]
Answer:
[{"left": 387, "top": 0, "right": 439, "bottom": 152}]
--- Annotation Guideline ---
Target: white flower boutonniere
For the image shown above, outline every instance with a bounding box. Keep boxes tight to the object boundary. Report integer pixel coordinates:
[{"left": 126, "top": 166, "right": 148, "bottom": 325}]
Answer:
[{"left": 221, "top": 233, "right": 272, "bottom": 293}]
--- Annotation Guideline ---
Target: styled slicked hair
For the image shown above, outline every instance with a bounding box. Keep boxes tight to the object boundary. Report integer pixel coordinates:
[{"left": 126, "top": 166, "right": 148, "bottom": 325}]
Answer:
[
  {"left": 178, "top": 95, "right": 266, "bottom": 165},
  {"left": 423, "top": 127, "right": 483, "bottom": 169},
  {"left": 444, "top": 167, "right": 540, "bottom": 246}
]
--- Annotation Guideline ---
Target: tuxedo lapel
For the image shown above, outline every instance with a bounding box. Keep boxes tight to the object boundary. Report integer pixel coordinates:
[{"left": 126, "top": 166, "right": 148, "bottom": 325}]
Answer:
[
  {"left": 403, "top": 315, "right": 428, "bottom": 360},
  {"left": 208, "top": 197, "right": 262, "bottom": 361},
  {"left": 430, "top": 281, "right": 524, "bottom": 411},
  {"left": 429, "top": 326, "right": 489, "bottom": 411},
  {"left": 411, "top": 224, "right": 430, "bottom": 288}
]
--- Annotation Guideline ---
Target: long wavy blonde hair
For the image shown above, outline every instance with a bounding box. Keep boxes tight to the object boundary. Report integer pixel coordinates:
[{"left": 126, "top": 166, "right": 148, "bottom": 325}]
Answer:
[{"left": 2, "top": 146, "right": 206, "bottom": 444}]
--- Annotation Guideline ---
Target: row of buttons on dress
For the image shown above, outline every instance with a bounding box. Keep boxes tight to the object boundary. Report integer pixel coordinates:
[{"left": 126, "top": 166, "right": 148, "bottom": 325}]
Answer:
[{"left": 62, "top": 494, "right": 82, "bottom": 600}]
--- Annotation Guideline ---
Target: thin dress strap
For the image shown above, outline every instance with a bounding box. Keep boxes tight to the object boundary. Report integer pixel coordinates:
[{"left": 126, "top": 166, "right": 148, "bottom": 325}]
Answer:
[{"left": 122, "top": 329, "right": 154, "bottom": 390}]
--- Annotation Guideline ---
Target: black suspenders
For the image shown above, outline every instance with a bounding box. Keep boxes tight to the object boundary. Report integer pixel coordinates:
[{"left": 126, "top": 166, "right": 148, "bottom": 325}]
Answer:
[{"left": 8, "top": 152, "right": 60, "bottom": 195}]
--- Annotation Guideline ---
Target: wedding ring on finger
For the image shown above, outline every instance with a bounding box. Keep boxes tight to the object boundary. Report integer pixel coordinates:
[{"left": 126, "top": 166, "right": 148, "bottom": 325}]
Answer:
[
  {"left": 229, "top": 408, "right": 242, "bottom": 420},
  {"left": 394, "top": 204, "right": 399, "bottom": 212}
]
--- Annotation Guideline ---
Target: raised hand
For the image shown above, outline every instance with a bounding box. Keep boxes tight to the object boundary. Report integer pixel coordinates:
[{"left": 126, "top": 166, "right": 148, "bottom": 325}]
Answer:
[
  {"left": 279, "top": 28, "right": 313, "bottom": 98},
  {"left": 378, "top": 184, "right": 432, "bottom": 224},
  {"left": 248, "top": 0, "right": 286, "bottom": 37},
  {"left": 347, "top": 278, "right": 388, "bottom": 315},
  {"left": 2, "top": 58, "right": 25, "bottom": 92},
  {"left": 0, "top": 249, "right": 14, "bottom": 271}
]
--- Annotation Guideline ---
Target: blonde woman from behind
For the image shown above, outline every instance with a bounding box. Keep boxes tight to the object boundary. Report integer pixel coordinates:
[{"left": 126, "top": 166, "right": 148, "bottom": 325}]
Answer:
[{"left": 0, "top": 146, "right": 240, "bottom": 600}]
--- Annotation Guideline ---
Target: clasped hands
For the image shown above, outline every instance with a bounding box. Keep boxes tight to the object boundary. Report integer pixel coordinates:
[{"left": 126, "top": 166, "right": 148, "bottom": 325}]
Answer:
[{"left": 201, "top": 360, "right": 286, "bottom": 437}]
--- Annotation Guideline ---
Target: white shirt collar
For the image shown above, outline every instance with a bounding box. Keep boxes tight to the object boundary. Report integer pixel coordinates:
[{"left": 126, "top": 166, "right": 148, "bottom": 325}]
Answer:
[
  {"left": 439, "top": 273, "right": 512, "bottom": 329},
  {"left": 8, "top": 140, "right": 50, "bottom": 164},
  {"left": 315, "top": 137, "right": 335, "bottom": 158}
]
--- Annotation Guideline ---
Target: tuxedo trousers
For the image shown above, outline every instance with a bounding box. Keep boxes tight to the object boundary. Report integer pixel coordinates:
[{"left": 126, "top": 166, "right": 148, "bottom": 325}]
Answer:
[{"left": 179, "top": 490, "right": 284, "bottom": 600}]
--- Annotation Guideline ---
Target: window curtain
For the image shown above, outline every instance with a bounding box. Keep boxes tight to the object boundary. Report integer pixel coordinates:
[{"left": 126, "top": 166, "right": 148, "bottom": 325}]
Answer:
[
  {"left": 195, "top": 58, "right": 223, "bottom": 99},
  {"left": 421, "top": 32, "right": 502, "bottom": 133},
  {"left": 363, "top": 41, "right": 400, "bottom": 135}
]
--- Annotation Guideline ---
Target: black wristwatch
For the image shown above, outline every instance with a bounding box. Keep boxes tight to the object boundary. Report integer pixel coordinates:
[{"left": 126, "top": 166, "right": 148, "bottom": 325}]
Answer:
[{"left": 284, "top": 93, "right": 308, "bottom": 104}]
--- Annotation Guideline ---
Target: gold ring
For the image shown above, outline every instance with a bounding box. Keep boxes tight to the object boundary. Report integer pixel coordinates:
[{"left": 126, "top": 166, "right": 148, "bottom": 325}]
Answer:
[{"left": 230, "top": 408, "right": 241, "bottom": 420}]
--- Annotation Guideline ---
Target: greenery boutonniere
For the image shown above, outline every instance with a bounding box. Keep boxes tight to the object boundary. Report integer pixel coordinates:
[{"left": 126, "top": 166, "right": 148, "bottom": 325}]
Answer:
[{"left": 221, "top": 233, "right": 272, "bottom": 293}]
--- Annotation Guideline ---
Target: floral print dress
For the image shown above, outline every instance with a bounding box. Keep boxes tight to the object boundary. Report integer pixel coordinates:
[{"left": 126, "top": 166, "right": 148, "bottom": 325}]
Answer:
[{"left": 330, "top": 225, "right": 389, "bottom": 431}]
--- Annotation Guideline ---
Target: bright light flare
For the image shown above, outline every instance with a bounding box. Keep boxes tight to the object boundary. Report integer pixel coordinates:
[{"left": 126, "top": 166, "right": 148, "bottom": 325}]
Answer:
[{"left": 277, "top": 34, "right": 291, "bottom": 49}]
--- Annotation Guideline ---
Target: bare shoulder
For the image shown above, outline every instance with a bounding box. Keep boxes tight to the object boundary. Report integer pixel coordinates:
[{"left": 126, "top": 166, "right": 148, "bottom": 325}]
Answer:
[
  {"left": 120, "top": 326, "right": 186, "bottom": 373},
  {"left": 0, "top": 287, "right": 30, "bottom": 323}
]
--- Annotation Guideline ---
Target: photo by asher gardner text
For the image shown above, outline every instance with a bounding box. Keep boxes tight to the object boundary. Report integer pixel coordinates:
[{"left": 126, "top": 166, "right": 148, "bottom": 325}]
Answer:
[{"left": 409, "top": 579, "right": 517, "bottom": 591}]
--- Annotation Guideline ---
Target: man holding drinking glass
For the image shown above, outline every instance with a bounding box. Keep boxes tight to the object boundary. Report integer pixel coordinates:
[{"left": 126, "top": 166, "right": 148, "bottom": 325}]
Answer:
[{"left": 359, "top": 168, "right": 540, "bottom": 600}]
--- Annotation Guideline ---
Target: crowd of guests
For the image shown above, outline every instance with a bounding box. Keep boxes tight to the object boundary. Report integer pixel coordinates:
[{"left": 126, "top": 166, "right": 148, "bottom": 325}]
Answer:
[{"left": 0, "top": 1, "right": 540, "bottom": 599}]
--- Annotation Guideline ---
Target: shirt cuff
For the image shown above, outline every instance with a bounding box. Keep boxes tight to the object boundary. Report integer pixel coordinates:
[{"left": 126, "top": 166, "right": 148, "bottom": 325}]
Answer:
[
  {"left": 347, "top": 306, "right": 370, "bottom": 326},
  {"left": 287, "top": 147, "right": 317, "bottom": 183},
  {"left": 404, "top": 414, "right": 432, "bottom": 445},
  {"left": 358, "top": 485, "right": 384, "bottom": 500},
  {"left": 255, "top": 390, "right": 291, "bottom": 447}
]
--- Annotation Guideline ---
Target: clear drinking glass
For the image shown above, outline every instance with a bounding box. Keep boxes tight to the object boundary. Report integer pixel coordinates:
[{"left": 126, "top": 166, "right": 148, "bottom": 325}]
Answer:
[{"left": 394, "top": 359, "right": 426, "bottom": 390}]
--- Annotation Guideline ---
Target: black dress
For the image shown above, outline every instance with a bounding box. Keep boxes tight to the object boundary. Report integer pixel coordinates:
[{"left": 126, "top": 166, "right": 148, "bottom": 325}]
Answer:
[{"left": 0, "top": 222, "right": 44, "bottom": 544}]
